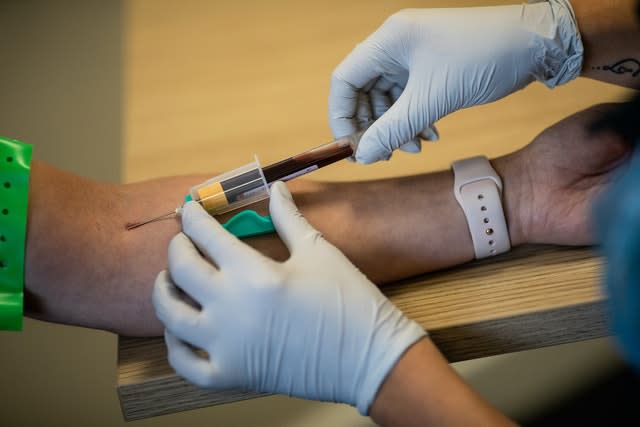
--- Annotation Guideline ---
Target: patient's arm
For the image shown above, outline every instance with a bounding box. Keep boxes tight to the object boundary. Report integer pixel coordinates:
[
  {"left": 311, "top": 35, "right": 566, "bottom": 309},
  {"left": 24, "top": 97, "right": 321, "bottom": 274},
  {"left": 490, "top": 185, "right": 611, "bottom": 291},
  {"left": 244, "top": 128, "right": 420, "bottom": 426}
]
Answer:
[
  {"left": 24, "top": 162, "right": 481, "bottom": 335},
  {"left": 24, "top": 104, "right": 629, "bottom": 336}
]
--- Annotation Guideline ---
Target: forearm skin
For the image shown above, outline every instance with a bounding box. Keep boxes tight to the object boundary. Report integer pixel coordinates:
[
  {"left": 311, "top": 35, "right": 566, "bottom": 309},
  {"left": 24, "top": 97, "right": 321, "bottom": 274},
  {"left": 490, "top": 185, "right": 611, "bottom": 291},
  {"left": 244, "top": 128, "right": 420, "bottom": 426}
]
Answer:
[
  {"left": 574, "top": 0, "right": 640, "bottom": 88},
  {"left": 370, "top": 338, "right": 518, "bottom": 427},
  {"left": 25, "top": 161, "right": 493, "bottom": 336}
]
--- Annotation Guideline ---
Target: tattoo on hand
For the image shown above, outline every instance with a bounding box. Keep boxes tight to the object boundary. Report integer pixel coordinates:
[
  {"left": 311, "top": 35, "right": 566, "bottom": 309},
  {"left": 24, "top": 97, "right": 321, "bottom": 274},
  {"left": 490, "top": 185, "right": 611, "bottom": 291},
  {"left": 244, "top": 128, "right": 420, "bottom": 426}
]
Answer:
[{"left": 593, "top": 59, "right": 640, "bottom": 78}]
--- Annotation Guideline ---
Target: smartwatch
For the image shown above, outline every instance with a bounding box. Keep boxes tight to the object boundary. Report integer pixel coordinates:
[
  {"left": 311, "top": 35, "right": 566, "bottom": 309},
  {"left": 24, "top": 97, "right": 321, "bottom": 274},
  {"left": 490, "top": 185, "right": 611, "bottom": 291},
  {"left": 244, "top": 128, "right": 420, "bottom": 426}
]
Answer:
[{"left": 452, "top": 155, "right": 510, "bottom": 259}]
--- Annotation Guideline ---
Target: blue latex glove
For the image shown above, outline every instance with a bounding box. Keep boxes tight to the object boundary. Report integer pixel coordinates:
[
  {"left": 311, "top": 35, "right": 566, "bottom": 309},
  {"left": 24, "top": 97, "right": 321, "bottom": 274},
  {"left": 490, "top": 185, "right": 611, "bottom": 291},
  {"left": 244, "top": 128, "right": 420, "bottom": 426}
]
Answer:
[
  {"left": 329, "top": 0, "right": 583, "bottom": 164},
  {"left": 152, "top": 182, "right": 426, "bottom": 414},
  {"left": 594, "top": 147, "right": 640, "bottom": 370}
]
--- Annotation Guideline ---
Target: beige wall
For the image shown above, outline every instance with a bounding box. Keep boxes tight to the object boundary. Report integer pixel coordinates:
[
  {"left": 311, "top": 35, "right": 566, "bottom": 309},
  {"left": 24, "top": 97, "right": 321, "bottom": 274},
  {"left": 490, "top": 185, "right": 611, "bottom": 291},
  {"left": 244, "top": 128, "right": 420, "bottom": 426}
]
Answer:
[
  {"left": 0, "top": 1, "right": 631, "bottom": 426},
  {"left": 0, "top": 2, "right": 125, "bottom": 426},
  {"left": 0, "top": 0, "right": 122, "bottom": 181}
]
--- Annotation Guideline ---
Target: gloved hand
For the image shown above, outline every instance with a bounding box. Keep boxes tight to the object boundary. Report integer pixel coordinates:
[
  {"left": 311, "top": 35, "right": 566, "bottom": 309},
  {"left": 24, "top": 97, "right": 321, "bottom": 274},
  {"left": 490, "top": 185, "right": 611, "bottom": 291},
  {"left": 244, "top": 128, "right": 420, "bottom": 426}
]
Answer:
[
  {"left": 152, "top": 181, "right": 426, "bottom": 414},
  {"left": 329, "top": 0, "right": 583, "bottom": 164}
]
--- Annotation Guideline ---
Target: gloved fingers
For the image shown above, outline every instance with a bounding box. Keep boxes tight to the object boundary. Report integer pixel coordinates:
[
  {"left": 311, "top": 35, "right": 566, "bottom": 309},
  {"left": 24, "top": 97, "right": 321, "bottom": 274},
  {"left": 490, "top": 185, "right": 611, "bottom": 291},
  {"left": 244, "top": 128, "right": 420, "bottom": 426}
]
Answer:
[
  {"left": 398, "top": 139, "right": 422, "bottom": 153},
  {"left": 388, "top": 82, "right": 404, "bottom": 101},
  {"left": 370, "top": 80, "right": 420, "bottom": 155},
  {"left": 389, "top": 83, "right": 438, "bottom": 145},
  {"left": 376, "top": 75, "right": 401, "bottom": 93},
  {"left": 333, "top": 33, "right": 400, "bottom": 89},
  {"left": 369, "top": 76, "right": 411, "bottom": 123},
  {"left": 269, "top": 181, "right": 323, "bottom": 253},
  {"left": 165, "top": 329, "right": 218, "bottom": 389},
  {"left": 153, "top": 271, "right": 210, "bottom": 349},
  {"left": 181, "top": 201, "right": 267, "bottom": 272},
  {"left": 386, "top": 82, "right": 423, "bottom": 154},
  {"left": 355, "top": 77, "right": 428, "bottom": 164},
  {"left": 356, "top": 92, "right": 373, "bottom": 126},
  {"left": 329, "top": 39, "right": 394, "bottom": 138},
  {"left": 419, "top": 125, "right": 439, "bottom": 141},
  {"left": 369, "top": 82, "right": 393, "bottom": 121},
  {"left": 335, "top": 91, "right": 376, "bottom": 143},
  {"left": 361, "top": 78, "right": 378, "bottom": 93},
  {"left": 329, "top": 74, "right": 366, "bottom": 139},
  {"left": 168, "top": 233, "right": 220, "bottom": 303},
  {"left": 344, "top": 93, "right": 372, "bottom": 163}
]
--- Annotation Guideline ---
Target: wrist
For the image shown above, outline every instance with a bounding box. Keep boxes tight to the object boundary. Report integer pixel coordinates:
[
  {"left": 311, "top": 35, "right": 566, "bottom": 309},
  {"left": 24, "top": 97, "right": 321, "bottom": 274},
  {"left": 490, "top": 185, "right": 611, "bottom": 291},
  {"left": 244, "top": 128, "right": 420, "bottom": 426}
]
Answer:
[
  {"left": 491, "top": 154, "right": 527, "bottom": 247},
  {"left": 369, "top": 338, "right": 446, "bottom": 426},
  {"left": 354, "top": 307, "right": 426, "bottom": 415},
  {"left": 370, "top": 338, "right": 517, "bottom": 427}
]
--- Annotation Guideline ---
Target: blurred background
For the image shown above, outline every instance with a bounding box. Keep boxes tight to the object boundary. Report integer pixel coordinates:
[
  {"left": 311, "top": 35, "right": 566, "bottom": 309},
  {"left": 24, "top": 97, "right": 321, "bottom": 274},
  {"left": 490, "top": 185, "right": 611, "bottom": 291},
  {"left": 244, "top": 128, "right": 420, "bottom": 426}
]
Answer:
[{"left": 0, "top": 1, "right": 636, "bottom": 426}]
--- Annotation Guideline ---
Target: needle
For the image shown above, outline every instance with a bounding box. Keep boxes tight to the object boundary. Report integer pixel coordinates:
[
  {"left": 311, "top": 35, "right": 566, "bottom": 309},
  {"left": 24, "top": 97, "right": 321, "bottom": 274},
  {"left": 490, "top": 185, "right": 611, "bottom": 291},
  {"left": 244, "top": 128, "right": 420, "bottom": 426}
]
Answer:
[
  {"left": 125, "top": 129, "right": 366, "bottom": 232},
  {"left": 125, "top": 210, "right": 177, "bottom": 230}
]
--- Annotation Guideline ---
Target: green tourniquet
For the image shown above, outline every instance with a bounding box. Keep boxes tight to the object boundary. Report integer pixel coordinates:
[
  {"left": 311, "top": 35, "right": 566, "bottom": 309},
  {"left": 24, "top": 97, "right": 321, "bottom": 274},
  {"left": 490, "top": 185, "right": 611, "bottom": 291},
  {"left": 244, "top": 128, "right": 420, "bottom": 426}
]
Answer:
[
  {"left": 222, "top": 210, "right": 275, "bottom": 239},
  {"left": 0, "top": 137, "right": 32, "bottom": 331},
  {"left": 184, "top": 194, "right": 275, "bottom": 239}
]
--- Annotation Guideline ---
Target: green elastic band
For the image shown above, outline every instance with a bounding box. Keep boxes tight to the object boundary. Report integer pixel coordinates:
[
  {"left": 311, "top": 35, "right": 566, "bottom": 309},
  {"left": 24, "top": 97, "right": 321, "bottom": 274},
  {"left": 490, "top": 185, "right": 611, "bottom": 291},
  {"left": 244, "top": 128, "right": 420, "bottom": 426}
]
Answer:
[
  {"left": 184, "top": 194, "right": 274, "bottom": 238},
  {"left": 0, "top": 137, "right": 32, "bottom": 331},
  {"left": 222, "top": 210, "right": 275, "bottom": 239}
]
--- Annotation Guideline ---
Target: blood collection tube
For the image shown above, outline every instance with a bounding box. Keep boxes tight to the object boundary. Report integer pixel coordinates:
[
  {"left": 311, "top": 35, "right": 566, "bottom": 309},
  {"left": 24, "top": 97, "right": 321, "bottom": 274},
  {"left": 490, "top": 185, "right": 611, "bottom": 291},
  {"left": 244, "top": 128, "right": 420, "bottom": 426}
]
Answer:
[
  {"left": 261, "top": 133, "right": 357, "bottom": 183},
  {"left": 188, "top": 156, "right": 270, "bottom": 215},
  {"left": 125, "top": 130, "right": 364, "bottom": 230},
  {"left": 188, "top": 131, "right": 363, "bottom": 215}
]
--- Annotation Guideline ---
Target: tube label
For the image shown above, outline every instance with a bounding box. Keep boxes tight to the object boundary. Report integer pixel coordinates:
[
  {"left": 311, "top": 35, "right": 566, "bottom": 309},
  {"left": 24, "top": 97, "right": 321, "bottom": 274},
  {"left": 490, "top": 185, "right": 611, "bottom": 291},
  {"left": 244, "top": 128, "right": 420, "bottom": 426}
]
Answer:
[{"left": 279, "top": 165, "right": 319, "bottom": 182}]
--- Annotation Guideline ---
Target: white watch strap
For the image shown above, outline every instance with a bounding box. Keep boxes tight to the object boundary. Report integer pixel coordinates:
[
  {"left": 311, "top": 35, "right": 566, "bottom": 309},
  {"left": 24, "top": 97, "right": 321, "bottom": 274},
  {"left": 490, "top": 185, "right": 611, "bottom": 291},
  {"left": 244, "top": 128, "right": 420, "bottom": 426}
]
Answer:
[{"left": 452, "top": 156, "right": 511, "bottom": 259}]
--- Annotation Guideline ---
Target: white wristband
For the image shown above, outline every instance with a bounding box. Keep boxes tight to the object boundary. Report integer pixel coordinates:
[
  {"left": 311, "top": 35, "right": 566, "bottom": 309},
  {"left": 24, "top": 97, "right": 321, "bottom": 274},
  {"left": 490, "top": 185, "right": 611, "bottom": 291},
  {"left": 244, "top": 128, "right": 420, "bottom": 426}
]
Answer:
[{"left": 451, "top": 156, "right": 510, "bottom": 259}]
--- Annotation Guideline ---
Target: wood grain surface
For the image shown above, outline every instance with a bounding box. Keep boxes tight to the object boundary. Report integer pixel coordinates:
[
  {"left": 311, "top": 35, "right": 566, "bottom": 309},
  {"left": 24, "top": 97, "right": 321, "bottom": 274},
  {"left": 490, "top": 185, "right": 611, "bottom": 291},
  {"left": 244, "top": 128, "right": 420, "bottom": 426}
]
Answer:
[{"left": 118, "top": 245, "right": 607, "bottom": 420}]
